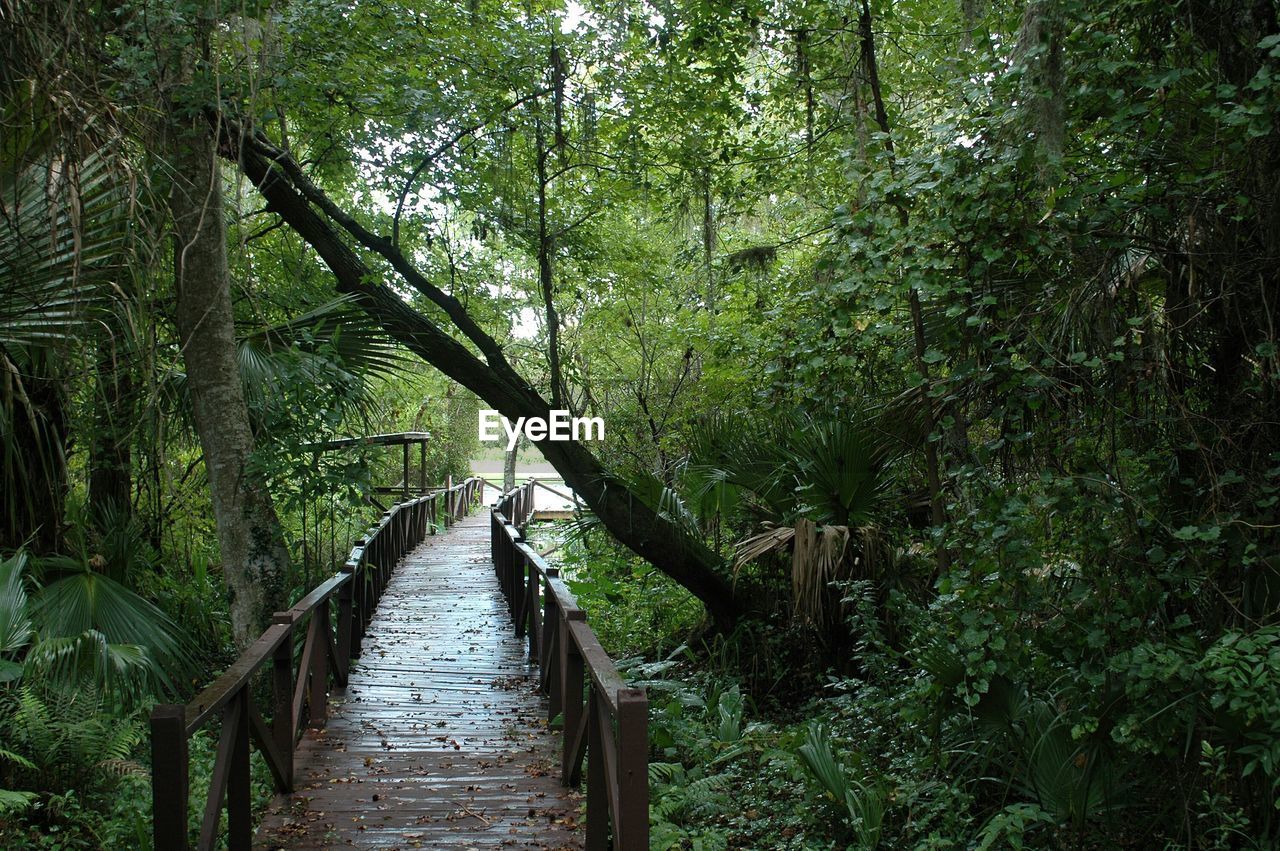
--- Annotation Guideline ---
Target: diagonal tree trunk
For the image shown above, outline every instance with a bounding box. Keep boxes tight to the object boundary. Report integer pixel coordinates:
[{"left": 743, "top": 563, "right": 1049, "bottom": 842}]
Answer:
[
  {"left": 169, "top": 105, "right": 290, "bottom": 648},
  {"left": 222, "top": 121, "right": 744, "bottom": 631}
]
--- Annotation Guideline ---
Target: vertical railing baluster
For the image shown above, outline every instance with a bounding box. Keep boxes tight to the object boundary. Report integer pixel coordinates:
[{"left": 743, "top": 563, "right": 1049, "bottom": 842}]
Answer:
[
  {"left": 491, "top": 512, "right": 498, "bottom": 575},
  {"left": 560, "top": 610, "right": 586, "bottom": 782},
  {"left": 380, "top": 513, "right": 392, "bottom": 590},
  {"left": 354, "top": 542, "right": 369, "bottom": 657},
  {"left": 444, "top": 475, "right": 453, "bottom": 527},
  {"left": 308, "top": 600, "right": 330, "bottom": 728},
  {"left": 508, "top": 530, "right": 522, "bottom": 623},
  {"left": 337, "top": 568, "right": 354, "bottom": 673},
  {"left": 542, "top": 570, "right": 560, "bottom": 702},
  {"left": 526, "top": 556, "right": 539, "bottom": 658}
]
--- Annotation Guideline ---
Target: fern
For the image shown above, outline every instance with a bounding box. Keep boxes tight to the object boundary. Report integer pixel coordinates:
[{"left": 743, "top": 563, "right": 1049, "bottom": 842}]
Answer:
[
  {"left": 649, "top": 760, "right": 730, "bottom": 824},
  {"left": 0, "top": 788, "right": 38, "bottom": 816},
  {"left": 0, "top": 684, "right": 144, "bottom": 795}
]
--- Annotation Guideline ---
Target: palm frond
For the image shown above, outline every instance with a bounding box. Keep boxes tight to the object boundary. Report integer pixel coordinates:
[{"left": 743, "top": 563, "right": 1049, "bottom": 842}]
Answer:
[
  {"left": 731, "top": 524, "right": 795, "bottom": 574},
  {"left": 244, "top": 295, "right": 410, "bottom": 380},
  {"left": 797, "top": 722, "right": 884, "bottom": 847},
  {"left": 28, "top": 569, "right": 195, "bottom": 698},
  {"left": 21, "top": 631, "right": 160, "bottom": 705},
  {"left": 619, "top": 470, "right": 702, "bottom": 538},
  {"left": 0, "top": 550, "right": 33, "bottom": 656},
  {"left": 791, "top": 520, "right": 850, "bottom": 627},
  {"left": 0, "top": 147, "right": 135, "bottom": 350}
]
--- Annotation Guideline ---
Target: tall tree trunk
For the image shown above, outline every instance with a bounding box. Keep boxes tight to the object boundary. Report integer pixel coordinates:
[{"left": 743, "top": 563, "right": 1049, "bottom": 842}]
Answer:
[
  {"left": 503, "top": 442, "right": 518, "bottom": 492},
  {"left": 1013, "top": 0, "right": 1065, "bottom": 175},
  {"left": 701, "top": 169, "right": 716, "bottom": 310},
  {"left": 534, "top": 118, "right": 564, "bottom": 409},
  {"left": 169, "top": 103, "right": 290, "bottom": 648}
]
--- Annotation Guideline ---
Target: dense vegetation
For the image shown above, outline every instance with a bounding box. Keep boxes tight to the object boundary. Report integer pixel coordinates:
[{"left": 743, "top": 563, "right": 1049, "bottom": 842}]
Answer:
[{"left": 3, "top": 0, "right": 1278, "bottom": 846}]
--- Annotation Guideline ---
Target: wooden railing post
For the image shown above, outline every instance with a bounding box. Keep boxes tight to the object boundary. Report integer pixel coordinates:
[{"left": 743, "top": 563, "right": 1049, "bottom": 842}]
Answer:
[
  {"left": 540, "top": 567, "right": 559, "bottom": 697},
  {"left": 336, "top": 567, "right": 354, "bottom": 675},
  {"left": 401, "top": 442, "right": 410, "bottom": 500},
  {"left": 526, "top": 555, "right": 539, "bottom": 658},
  {"left": 271, "top": 612, "right": 295, "bottom": 789},
  {"left": 380, "top": 512, "right": 393, "bottom": 588},
  {"left": 150, "top": 703, "right": 189, "bottom": 851},
  {"left": 444, "top": 474, "right": 454, "bottom": 527},
  {"left": 227, "top": 692, "right": 252, "bottom": 850},
  {"left": 501, "top": 524, "right": 522, "bottom": 624},
  {"left": 490, "top": 511, "right": 499, "bottom": 576},
  {"left": 615, "top": 687, "right": 650, "bottom": 850},
  {"left": 512, "top": 547, "right": 526, "bottom": 636},
  {"left": 585, "top": 689, "right": 608, "bottom": 850},
  {"left": 352, "top": 540, "right": 368, "bottom": 658},
  {"left": 308, "top": 599, "right": 330, "bottom": 728},
  {"left": 561, "top": 609, "right": 586, "bottom": 784}
]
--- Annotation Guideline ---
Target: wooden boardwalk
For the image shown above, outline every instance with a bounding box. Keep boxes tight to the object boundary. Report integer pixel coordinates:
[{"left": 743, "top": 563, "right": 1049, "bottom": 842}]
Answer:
[{"left": 255, "top": 513, "right": 584, "bottom": 849}]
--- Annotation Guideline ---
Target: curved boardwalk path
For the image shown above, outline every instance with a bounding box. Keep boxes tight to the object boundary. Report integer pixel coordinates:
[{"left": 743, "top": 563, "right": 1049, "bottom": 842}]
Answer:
[{"left": 255, "top": 512, "right": 583, "bottom": 850}]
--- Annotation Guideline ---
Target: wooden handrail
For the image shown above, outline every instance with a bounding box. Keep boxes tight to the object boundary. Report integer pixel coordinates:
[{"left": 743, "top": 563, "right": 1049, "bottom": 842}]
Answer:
[
  {"left": 150, "top": 477, "right": 485, "bottom": 850},
  {"left": 491, "top": 481, "right": 649, "bottom": 851}
]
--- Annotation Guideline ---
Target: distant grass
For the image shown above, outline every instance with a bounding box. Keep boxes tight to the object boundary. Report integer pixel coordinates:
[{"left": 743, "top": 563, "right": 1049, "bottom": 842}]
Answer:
[
  {"left": 470, "top": 445, "right": 546, "bottom": 463},
  {"left": 471, "top": 440, "right": 550, "bottom": 468}
]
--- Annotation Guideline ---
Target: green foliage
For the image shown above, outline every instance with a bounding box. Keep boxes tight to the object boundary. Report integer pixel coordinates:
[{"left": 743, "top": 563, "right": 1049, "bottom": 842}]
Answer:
[
  {"left": 796, "top": 722, "right": 885, "bottom": 848},
  {"left": 5, "top": 0, "right": 1280, "bottom": 844},
  {"left": 546, "top": 525, "right": 704, "bottom": 659},
  {"left": 1, "top": 550, "right": 193, "bottom": 705},
  {"left": 686, "top": 411, "right": 898, "bottom": 529},
  {"left": 976, "top": 803, "right": 1058, "bottom": 851},
  {"left": 639, "top": 669, "right": 827, "bottom": 849},
  {"left": 0, "top": 684, "right": 146, "bottom": 847},
  {"left": 1197, "top": 626, "right": 1280, "bottom": 807}
]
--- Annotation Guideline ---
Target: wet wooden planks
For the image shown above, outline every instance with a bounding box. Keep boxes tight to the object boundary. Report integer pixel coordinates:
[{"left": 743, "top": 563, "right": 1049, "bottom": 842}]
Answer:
[{"left": 255, "top": 514, "right": 583, "bottom": 850}]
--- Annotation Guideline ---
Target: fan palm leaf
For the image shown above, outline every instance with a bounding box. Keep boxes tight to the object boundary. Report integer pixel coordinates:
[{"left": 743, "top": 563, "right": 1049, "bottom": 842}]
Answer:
[
  {"left": 0, "top": 551, "right": 33, "bottom": 658},
  {"left": 1, "top": 142, "right": 141, "bottom": 550},
  {"left": 162, "top": 296, "right": 406, "bottom": 437},
  {"left": 27, "top": 567, "right": 195, "bottom": 699},
  {"left": 21, "top": 630, "right": 160, "bottom": 706}
]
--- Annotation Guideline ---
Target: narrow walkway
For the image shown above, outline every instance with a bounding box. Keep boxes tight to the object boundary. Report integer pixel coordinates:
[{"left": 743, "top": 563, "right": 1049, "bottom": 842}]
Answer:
[{"left": 256, "top": 513, "right": 583, "bottom": 849}]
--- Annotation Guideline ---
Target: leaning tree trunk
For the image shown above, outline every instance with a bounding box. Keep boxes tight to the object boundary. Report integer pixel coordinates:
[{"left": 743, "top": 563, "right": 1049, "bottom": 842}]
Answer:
[
  {"left": 168, "top": 110, "right": 290, "bottom": 648},
  {"left": 225, "top": 124, "right": 744, "bottom": 631}
]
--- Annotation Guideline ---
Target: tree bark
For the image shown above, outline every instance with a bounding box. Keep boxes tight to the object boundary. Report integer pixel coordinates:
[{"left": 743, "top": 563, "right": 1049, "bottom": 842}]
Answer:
[
  {"left": 503, "top": 442, "right": 518, "bottom": 492},
  {"left": 225, "top": 123, "right": 744, "bottom": 631},
  {"left": 534, "top": 118, "right": 564, "bottom": 409},
  {"left": 169, "top": 109, "right": 290, "bottom": 648}
]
